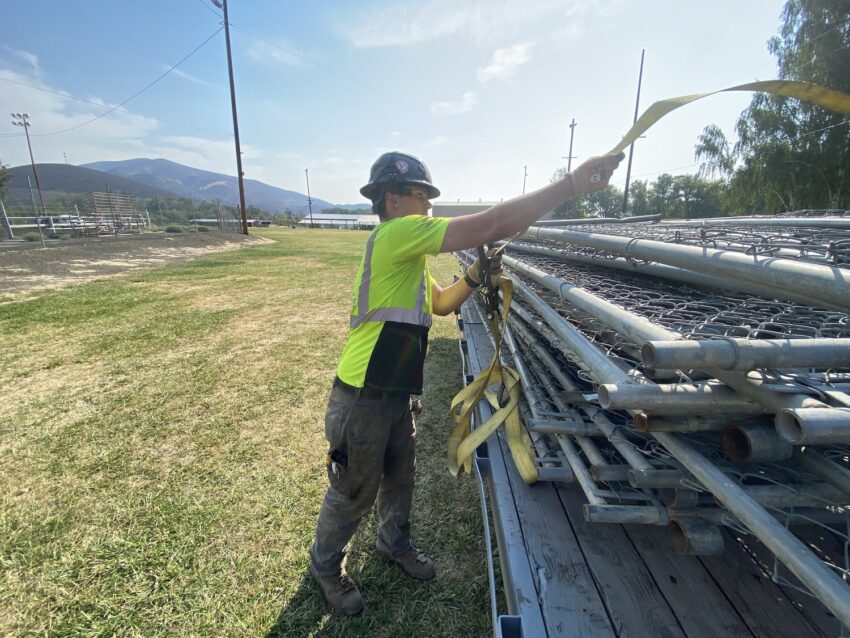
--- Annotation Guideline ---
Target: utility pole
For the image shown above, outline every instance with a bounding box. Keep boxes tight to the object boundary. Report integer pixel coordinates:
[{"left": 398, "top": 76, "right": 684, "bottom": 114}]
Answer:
[
  {"left": 213, "top": 0, "right": 249, "bottom": 235},
  {"left": 11, "top": 113, "right": 47, "bottom": 216},
  {"left": 63, "top": 152, "right": 68, "bottom": 164},
  {"left": 522, "top": 165, "right": 528, "bottom": 195},
  {"left": 565, "top": 118, "right": 577, "bottom": 172},
  {"left": 305, "top": 168, "right": 314, "bottom": 228},
  {"left": 622, "top": 49, "right": 645, "bottom": 216}
]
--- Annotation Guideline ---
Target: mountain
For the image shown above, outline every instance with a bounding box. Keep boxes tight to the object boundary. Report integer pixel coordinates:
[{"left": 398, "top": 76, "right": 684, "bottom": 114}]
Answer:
[
  {"left": 83, "top": 158, "right": 370, "bottom": 214},
  {"left": 5, "top": 164, "right": 178, "bottom": 206}
]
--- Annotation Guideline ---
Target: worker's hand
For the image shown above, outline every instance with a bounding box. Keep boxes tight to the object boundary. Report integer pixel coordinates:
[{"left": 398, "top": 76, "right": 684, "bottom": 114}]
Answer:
[
  {"left": 464, "top": 258, "right": 483, "bottom": 287},
  {"left": 465, "top": 249, "right": 503, "bottom": 288},
  {"left": 569, "top": 152, "right": 625, "bottom": 197}
]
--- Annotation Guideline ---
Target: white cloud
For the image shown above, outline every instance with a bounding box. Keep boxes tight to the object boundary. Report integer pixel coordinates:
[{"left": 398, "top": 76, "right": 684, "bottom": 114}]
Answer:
[
  {"left": 345, "top": 0, "right": 596, "bottom": 47},
  {"left": 247, "top": 39, "right": 304, "bottom": 67},
  {"left": 477, "top": 42, "right": 534, "bottom": 82},
  {"left": 167, "top": 67, "right": 218, "bottom": 89},
  {"left": 2, "top": 46, "right": 40, "bottom": 73},
  {"left": 431, "top": 91, "right": 478, "bottom": 116}
]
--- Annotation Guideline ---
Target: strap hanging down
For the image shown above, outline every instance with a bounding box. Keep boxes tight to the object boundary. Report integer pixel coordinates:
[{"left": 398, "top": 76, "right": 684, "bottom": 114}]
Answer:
[{"left": 448, "top": 270, "right": 538, "bottom": 484}]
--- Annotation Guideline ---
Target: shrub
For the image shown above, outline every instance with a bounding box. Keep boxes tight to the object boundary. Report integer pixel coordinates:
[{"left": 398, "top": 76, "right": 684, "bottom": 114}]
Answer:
[
  {"left": 165, "top": 225, "right": 185, "bottom": 233},
  {"left": 21, "top": 232, "right": 41, "bottom": 242},
  {"left": 196, "top": 225, "right": 211, "bottom": 232}
]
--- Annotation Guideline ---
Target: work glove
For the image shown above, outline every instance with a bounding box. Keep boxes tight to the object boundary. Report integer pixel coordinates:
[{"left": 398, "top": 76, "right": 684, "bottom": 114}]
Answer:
[
  {"left": 464, "top": 249, "right": 503, "bottom": 288},
  {"left": 569, "top": 152, "right": 626, "bottom": 197}
]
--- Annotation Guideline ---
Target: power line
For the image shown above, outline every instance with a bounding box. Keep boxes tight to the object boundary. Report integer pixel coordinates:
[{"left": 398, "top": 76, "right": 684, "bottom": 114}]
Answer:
[
  {"left": 0, "top": 76, "right": 230, "bottom": 137},
  {"left": 32, "top": 26, "right": 223, "bottom": 137},
  {"left": 194, "top": 0, "right": 221, "bottom": 18}
]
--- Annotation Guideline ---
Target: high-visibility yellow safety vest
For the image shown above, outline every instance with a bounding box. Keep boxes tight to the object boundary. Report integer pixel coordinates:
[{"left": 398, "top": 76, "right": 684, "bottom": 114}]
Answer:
[{"left": 336, "top": 214, "right": 450, "bottom": 394}]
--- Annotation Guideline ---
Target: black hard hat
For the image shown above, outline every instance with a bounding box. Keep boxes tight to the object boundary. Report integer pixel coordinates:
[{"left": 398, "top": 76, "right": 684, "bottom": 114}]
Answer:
[{"left": 360, "top": 151, "right": 441, "bottom": 200}]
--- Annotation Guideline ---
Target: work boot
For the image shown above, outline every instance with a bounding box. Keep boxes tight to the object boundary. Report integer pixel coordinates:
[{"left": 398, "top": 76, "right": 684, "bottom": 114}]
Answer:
[
  {"left": 310, "top": 565, "right": 364, "bottom": 616},
  {"left": 376, "top": 540, "right": 436, "bottom": 581}
]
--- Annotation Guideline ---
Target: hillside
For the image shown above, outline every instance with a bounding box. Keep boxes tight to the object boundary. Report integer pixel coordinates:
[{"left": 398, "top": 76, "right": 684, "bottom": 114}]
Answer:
[
  {"left": 83, "top": 158, "right": 369, "bottom": 214},
  {"left": 5, "top": 164, "right": 178, "bottom": 206}
]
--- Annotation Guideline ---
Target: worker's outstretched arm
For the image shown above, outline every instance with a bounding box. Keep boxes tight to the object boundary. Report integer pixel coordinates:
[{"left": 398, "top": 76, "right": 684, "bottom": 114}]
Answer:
[{"left": 439, "top": 152, "right": 624, "bottom": 253}]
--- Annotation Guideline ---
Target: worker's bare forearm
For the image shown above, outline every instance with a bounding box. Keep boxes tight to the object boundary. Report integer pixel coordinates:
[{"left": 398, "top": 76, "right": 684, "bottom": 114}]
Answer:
[
  {"left": 440, "top": 176, "right": 575, "bottom": 253},
  {"left": 439, "top": 152, "right": 624, "bottom": 254},
  {"left": 432, "top": 278, "right": 477, "bottom": 316}
]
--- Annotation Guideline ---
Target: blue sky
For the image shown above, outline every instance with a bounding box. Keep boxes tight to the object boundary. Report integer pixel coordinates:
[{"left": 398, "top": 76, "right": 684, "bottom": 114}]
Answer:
[{"left": 2, "top": 0, "right": 786, "bottom": 205}]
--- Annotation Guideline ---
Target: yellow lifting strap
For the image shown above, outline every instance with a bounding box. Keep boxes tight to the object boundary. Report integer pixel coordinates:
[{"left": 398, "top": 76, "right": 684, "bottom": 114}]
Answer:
[{"left": 448, "top": 274, "right": 539, "bottom": 484}]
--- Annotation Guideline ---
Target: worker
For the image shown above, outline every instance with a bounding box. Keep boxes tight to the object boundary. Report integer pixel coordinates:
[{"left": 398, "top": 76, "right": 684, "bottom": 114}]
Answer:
[{"left": 310, "top": 150, "right": 624, "bottom": 615}]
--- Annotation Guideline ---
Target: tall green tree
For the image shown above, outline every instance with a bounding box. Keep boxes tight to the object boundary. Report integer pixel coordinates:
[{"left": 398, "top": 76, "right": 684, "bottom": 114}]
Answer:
[{"left": 697, "top": 0, "right": 850, "bottom": 212}]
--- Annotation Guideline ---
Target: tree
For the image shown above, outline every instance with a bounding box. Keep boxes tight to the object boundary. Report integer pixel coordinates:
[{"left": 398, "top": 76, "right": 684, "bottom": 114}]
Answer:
[
  {"left": 627, "top": 180, "right": 651, "bottom": 215},
  {"left": 696, "top": 0, "right": 850, "bottom": 212},
  {"left": 550, "top": 168, "right": 624, "bottom": 218},
  {"left": 0, "top": 160, "right": 10, "bottom": 201}
]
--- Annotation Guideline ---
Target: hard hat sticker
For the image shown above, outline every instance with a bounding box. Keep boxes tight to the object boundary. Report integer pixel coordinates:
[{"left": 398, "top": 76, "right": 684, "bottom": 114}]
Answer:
[{"left": 395, "top": 160, "right": 409, "bottom": 174}]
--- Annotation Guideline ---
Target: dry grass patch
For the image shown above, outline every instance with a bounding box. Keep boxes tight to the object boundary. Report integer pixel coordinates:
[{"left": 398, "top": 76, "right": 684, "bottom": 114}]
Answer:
[{"left": 1, "top": 228, "right": 491, "bottom": 637}]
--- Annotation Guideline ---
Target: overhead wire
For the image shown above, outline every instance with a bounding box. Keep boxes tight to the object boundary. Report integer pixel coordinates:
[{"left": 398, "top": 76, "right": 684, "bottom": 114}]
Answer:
[
  {"left": 0, "top": 76, "right": 230, "bottom": 138},
  {"left": 31, "top": 26, "right": 223, "bottom": 137}
]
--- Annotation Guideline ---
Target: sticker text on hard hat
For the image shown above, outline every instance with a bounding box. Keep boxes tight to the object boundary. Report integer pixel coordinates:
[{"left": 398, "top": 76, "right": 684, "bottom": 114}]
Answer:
[{"left": 395, "top": 160, "right": 409, "bottom": 174}]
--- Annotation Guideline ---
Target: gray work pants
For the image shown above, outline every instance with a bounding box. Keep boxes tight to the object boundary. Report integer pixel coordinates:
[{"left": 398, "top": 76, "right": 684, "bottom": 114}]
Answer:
[{"left": 309, "top": 385, "right": 416, "bottom": 576}]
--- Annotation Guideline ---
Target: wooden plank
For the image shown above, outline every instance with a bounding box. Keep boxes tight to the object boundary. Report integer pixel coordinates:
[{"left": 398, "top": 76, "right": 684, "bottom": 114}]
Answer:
[
  {"left": 623, "top": 524, "right": 754, "bottom": 637},
  {"left": 739, "top": 526, "right": 844, "bottom": 637},
  {"left": 699, "top": 530, "right": 828, "bottom": 637},
  {"left": 556, "top": 484, "right": 687, "bottom": 637},
  {"left": 496, "top": 430, "right": 616, "bottom": 637},
  {"left": 463, "top": 306, "right": 616, "bottom": 636}
]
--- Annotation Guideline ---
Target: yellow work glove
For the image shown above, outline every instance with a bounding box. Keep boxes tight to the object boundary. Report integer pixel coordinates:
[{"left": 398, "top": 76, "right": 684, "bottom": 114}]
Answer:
[{"left": 464, "top": 250, "right": 503, "bottom": 288}]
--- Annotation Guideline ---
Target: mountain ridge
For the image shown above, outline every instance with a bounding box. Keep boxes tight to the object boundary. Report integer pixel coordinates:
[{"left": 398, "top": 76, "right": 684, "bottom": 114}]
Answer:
[{"left": 83, "top": 158, "right": 369, "bottom": 214}]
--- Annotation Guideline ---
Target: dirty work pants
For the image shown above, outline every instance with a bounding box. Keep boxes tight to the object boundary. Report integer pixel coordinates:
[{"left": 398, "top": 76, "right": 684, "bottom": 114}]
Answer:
[{"left": 309, "top": 384, "right": 416, "bottom": 576}]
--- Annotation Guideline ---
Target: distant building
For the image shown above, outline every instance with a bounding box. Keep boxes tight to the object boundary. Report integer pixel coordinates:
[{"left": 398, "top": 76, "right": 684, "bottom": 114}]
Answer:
[
  {"left": 297, "top": 213, "right": 380, "bottom": 229},
  {"left": 431, "top": 202, "right": 498, "bottom": 218}
]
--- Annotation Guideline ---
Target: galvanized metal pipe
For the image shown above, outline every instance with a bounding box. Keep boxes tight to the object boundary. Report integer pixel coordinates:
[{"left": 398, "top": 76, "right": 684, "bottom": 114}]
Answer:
[
  {"left": 524, "top": 226, "right": 850, "bottom": 313},
  {"left": 722, "top": 424, "right": 793, "bottom": 463},
  {"left": 633, "top": 414, "right": 768, "bottom": 433},
  {"left": 668, "top": 518, "right": 725, "bottom": 555},
  {"left": 777, "top": 407, "right": 850, "bottom": 445},
  {"left": 643, "top": 338, "right": 850, "bottom": 372},
  {"left": 504, "top": 254, "right": 847, "bottom": 434},
  {"left": 794, "top": 448, "right": 850, "bottom": 495},
  {"left": 509, "top": 242, "right": 831, "bottom": 306},
  {"left": 653, "top": 430, "right": 850, "bottom": 628},
  {"left": 598, "top": 382, "right": 764, "bottom": 414},
  {"left": 713, "top": 482, "right": 847, "bottom": 509},
  {"left": 511, "top": 288, "right": 689, "bottom": 487},
  {"left": 534, "top": 213, "right": 662, "bottom": 226},
  {"left": 658, "top": 216, "right": 850, "bottom": 229},
  {"left": 583, "top": 503, "right": 668, "bottom": 525}
]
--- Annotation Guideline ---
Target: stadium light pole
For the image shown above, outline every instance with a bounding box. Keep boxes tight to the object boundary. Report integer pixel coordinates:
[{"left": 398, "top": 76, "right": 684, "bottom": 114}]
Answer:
[
  {"left": 305, "top": 168, "right": 314, "bottom": 228},
  {"left": 211, "top": 0, "right": 249, "bottom": 235},
  {"left": 11, "top": 113, "right": 47, "bottom": 216}
]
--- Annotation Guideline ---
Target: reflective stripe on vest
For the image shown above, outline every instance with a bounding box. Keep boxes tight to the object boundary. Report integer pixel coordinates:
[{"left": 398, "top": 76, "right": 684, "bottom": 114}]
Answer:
[{"left": 350, "top": 230, "right": 433, "bottom": 330}]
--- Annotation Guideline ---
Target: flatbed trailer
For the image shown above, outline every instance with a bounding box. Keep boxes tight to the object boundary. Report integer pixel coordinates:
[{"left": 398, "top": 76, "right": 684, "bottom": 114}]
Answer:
[{"left": 457, "top": 298, "right": 843, "bottom": 638}]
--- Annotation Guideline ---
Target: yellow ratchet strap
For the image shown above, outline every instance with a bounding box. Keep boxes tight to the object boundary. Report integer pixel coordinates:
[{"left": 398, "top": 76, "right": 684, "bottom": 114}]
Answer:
[
  {"left": 609, "top": 79, "right": 850, "bottom": 155},
  {"left": 448, "top": 275, "right": 539, "bottom": 484}
]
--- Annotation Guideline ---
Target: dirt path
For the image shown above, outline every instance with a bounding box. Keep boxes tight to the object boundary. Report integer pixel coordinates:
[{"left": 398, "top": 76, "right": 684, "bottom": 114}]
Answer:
[{"left": 0, "top": 232, "right": 270, "bottom": 300}]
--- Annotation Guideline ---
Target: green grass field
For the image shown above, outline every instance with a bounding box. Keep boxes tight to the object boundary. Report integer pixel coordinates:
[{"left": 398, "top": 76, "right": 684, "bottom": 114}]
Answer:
[{"left": 0, "top": 228, "right": 492, "bottom": 637}]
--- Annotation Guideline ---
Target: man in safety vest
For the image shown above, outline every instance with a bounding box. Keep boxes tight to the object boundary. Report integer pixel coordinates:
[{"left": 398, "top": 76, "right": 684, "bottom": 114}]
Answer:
[{"left": 310, "top": 150, "right": 623, "bottom": 615}]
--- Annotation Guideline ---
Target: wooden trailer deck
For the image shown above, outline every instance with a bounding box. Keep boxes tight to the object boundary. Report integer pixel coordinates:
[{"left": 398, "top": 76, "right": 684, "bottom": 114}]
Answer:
[{"left": 458, "top": 301, "right": 842, "bottom": 637}]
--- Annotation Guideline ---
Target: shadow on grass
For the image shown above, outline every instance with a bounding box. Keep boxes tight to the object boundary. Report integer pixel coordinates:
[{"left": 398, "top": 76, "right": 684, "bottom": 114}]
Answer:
[{"left": 265, "top": 571, "right": 326, "bottom": 637}]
